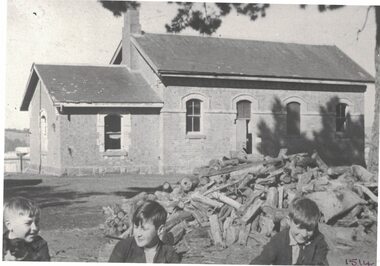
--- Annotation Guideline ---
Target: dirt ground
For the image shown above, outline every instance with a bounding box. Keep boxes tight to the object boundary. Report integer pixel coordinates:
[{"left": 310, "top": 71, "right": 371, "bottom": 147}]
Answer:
[{"left": 3, "top": 173, "right": 378, "bottom": 264}]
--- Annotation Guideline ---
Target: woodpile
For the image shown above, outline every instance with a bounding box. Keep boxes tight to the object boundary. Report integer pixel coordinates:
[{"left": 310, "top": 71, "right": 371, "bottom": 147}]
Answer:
[{"left": 102, "top": 149, "right": 377, "bottom": 251}]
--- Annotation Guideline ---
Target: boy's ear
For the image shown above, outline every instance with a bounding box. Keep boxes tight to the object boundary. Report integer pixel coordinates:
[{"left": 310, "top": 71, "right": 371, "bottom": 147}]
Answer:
[{"left": 4, "top": 219, "right": 13, "bottom": 231}]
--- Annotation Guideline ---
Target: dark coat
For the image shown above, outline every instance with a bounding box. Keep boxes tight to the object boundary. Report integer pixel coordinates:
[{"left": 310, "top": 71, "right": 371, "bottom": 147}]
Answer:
[
  {"left": 250, "top": 228, "right": 329, "bottom": 265},
  {"left": 3, "top": 232, "right": 50, "bottom": 261},
  {"left": 109, "top": 237, "right": 180, "bottom": 263}
]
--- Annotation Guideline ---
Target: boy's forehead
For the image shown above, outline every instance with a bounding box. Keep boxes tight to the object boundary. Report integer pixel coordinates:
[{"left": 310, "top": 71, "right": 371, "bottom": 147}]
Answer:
[{"left": 8, "top": 211, "right": 38, "bottom": 220}]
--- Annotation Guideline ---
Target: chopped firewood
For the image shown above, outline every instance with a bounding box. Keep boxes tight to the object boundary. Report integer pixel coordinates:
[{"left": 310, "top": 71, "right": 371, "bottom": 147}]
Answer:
[
  {"left": 154, "top": 191, "right": 171, "bottom": 201},
  {"left": 238, "top": 173, "right": 255, "bottom": 189},
  {"left": 354, "top": 184, "right": 378, "bottom": 203},
  {"left": 218, "top": 205, "right": 233, "bottom": 223},
  {"left": 209, "top": 214, "right": 225, "bottom": 248},
  {"left": 180, "top": 176, "right": 200, "bottom": 192},
  {"left": 238, "top": 223, "right": 251, "bottom": 246},
  {"left": 166, "top": 221, "right": 187, "bottom": 245},
  {"left": 264, "top": 187, "right": 278, "bottom": 208},
  {"left": 210, "top": 192, "right": 242, "bottom": 209},
  {"left": 261, "top": 206, "right": 289, "bottom": 222},
  {"left": 240, "top": 198, "right": 264, "bottom": 224},
  {"left": 311, "top": 152, "right": 328, "bottom": 172},
  {"left": 203, "top": 177, "right": 243, "bottom": 196},
  {"left": 191, "top": 191, "right": 224, "bottom": 209},
  {"left": 166, "top": 211, "right": 193, "bottom": 231},
  {"left": 307, "top": 189, "right": 367, "bottom": 223},
  {"left": 327, "top": 166, "right": 351, "bottom": 177},
  {"left": 351, "top": 165, "right": 376, "bottom": 182},
  {"left": 220, "top": 158, "right": 239, "bottom": 168},
  {"left": 296, "top": 171, "right": 314, "bottom": 192},
  {"left": 225, "top": 224, "right": 239, "bottom": 247},
  {"left": 278, "top": 186, "right": 284, "bottom": 208},
  {"left": 161, "top": 182, "right": 173, "bottom": 193}
]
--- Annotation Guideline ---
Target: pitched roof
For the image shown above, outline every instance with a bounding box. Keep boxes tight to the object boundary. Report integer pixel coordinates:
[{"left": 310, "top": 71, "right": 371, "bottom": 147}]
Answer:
[
  {"left": 132, "top": 33, "right": 373, "bottom": 83},
  {"left": 20, "top": 64, "right": 162, "bottom": 111}
]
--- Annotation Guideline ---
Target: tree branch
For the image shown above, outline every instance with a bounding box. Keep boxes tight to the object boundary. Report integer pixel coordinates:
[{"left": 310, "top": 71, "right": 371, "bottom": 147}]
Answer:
[{"left": 357, "top": 6, "right": 373, "bottom": 40}]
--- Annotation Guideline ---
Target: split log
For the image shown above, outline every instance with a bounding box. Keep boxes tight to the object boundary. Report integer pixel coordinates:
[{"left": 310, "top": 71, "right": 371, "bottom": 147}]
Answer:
[
  {"left": 237, "top": 189, "right": 264, "bottom": 216},
  {"left": 166, "top": 211, "right": 193, "bottom": 231},
  {"left": 354, "top": 184, "right": 378, "bottom": 203},
  {"left": 238, "top": 173, "right": 256, "bottom": 189},
  {"left": 218, "top": 205, "right": 233, "bottom": 223},
  {"left": 210, "top": 192, "right": 242, "bottom": 209},
  {"left": 307, "top": 189, "right": 367, "bottom": 223},
  {"left": 261, "top": 206, "right": 289, "bottom": 222},
  {"left": 209, "top": 214, "right": 225, "bottom": 247},
  {"left": 238, "top": 223, "right": 251, "bottom": 246},
  {"left": 154, "top": 191, "right": 171, "bottom": 201},
  {"left": 264, "top": 187, "right": 278, "bottom": 208},
  {"left": 225, "top": 224, "right": 239, "bottom": 246},
  {"left": 185, "top": 207, "right": 207, "bottom": 225},
  {"left": 220, "top": 158, "right": 239, "bottom": 168},
  {"left": 207, "top": 162, "right": 264, "bottom": 180},
  {"left": 240, "top": 198, "right": 264, "bottom": 224},
  {"left": 222, "top": 217, "right": 233, "bottom": 241},
  {"left": 203, "top": 178, "right": 243, "bottom": 196},
  {"left": 180, "top": 176, "right": 200, "bottom": 192},
  {"left": 296, "top": 171, "right": 314, "bottom": 192},
  {"left": 278, "top": 186, "right": 284, "bottom": 209},
  {"left": 277, "top": 148, "right": 288, "bottom": 158},
  {"left": 327, "top": 166, "right": 351, "bottom": 177},
  {"left": 191, "top": 191, "right": 224, "bottom": 209},
  {"left": 166, "top": 221, "right": 187, "bottom": 245},
  {"left": 161, "top": 182, "right": 173, "bottom": 193},
  {"left": 351, "top": 165, "right": 376, "bottom": 182},
  {"left": 311, "top": 152, "right": 328, "bottom": 172}
]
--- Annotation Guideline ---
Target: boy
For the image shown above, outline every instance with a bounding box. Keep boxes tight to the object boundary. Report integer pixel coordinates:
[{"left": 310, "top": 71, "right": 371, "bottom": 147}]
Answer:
[
  {"left": 3, "top": 196, "right": 50, "bottom": 261},
  {"left": 250, "top": 197, "right": 329, "bottom": 265},
  {"left": 109, "top": 200, "right": 180, "bottom": 263}
]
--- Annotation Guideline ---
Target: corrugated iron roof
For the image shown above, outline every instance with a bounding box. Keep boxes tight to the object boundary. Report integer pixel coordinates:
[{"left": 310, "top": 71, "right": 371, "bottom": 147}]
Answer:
[
  {"left": 21, "top": 64, "right": 162, "bottom": 109},
  {"left": 133, "top": 33, "right": 373, "bottom": 83}
]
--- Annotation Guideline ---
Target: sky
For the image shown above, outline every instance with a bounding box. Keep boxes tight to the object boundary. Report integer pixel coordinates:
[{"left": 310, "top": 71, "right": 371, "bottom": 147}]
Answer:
[{"left": 3, "top": 0, "right": 377, "bottom": 130}]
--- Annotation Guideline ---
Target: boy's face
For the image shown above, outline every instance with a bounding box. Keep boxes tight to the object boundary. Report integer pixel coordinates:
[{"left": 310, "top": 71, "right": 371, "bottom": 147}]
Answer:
[
  {"left": 289, "top": 219, "right": 315, "bottom": 244},
  {"left": 5, "top": 213, "right": 40, "bottom": 243},
  {"left": 133, "top": 219, "right": 163, "bottom": 248}
]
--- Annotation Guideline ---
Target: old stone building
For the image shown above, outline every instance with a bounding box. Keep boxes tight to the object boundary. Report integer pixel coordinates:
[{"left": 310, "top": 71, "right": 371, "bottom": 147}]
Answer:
[{"left": 20, "top": 9, "right": 373, "bottom": 176}]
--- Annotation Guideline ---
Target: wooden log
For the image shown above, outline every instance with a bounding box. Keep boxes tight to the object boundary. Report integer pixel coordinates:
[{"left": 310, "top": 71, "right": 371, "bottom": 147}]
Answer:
[
  {"left": 210, "top": 192, "right": 242, "bottom": 209},
  {"left": 222, "top": 217, "right": 233, "bottom": 241},
  {"left": 191, "top": 191, "right": 224, "bottom": 209},
  {"left": 307, "top": 189, "right": 367, "bottom": 223},
  {"left": 278, "top": 186, "right": 284, "bottom": 209},
  {"left": 238, "top": 173, "right": 256, "bottom": 189},
  {"left": 264, "top": 187, "right": 278, "bottom": 208},
  {"left": 166, "top": 211, "right": 193, "bottom": 231},
  {"left": 351, "top": 165, "right": 376, "bottom": 182},
  {"left": 311, "top": 152, "right": 328, "bottom": 172},
  {"left": 207, "top": 161, "right": 265, "bottom": 179},
  {"left": 220, "top": 158, "right": 240, "bottom": 168},
  {"left": 277, "top": 148, "right": 288, "bottom": 158},
  {"left": 180, "top": 177, "right": 195, "bottom": 192},
  {"left": 161, "top": 182, "right": 173, "bottom": 193},
  {"left": 225, "top": 224, "right": 239, "bottom": 247},
  {"left": 154, "top": 191, "right": 171, "bottom": 201},
  {"left": 327, "top": 166, "right": 351, "bottom": 177},
  {"left": 237, "top": 189, "right": 264, "bottom": 216},
  {"left": 165, "top": 221, "right": 187, "bottom": 245},
  {"left": 218, "top": 205, "right": 233, "bottom": 223},
  {"left": 203, "top": 177, "right": 243, "bottom": 196},
  {"left": 261, "top": 206, "right": 289, "bottom": 222},
  {"left": 240, "top": 198, "right": 264, "bottom": 224},
  {"left": 209, "top": 214, "right": 225, "bottom": 247},
  {"left": 354, "top": 184, "right": 378, "bottom": 203},
  {"left": 296, "top": 171, "right": 313, "bottom": 192},
  {"left": 238, "top": 223, "right": 251, "bottom": 246}
]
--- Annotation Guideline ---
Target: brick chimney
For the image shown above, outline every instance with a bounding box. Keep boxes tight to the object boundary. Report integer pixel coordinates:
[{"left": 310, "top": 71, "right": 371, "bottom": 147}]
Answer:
[{"left": 122, "top": 8, "right": 141, "bottom": 70}]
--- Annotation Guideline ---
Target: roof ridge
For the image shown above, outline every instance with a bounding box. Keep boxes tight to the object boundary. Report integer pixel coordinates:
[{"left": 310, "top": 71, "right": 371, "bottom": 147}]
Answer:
[
  {"left": 135, "top": 32, "right": 335, "bottom": 48},
  {"left": 34, "top": 63, "right": 127, "bottom": 68}
]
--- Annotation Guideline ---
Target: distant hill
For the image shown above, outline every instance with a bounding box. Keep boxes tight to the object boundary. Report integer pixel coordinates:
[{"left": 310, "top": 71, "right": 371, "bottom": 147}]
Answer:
[{"left": 4, "top": 128, "right": 30, "bottom": 152}]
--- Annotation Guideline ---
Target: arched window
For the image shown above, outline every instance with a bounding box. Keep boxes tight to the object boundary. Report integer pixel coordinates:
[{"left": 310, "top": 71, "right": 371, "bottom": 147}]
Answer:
[
  {"left": 287, "top": 102, "right": 300, "bottom": 136},
  {"left": 104, "top": 114, "right": 121, "bottom": 150},
  {"left": 40, "top": 111, "right": 48, "bottom": 152},
  {"left": 186, "top": 99, "right": 201, "bottom": 133},
  {"left": 336, "top": 103, "right": 348, "bottom": 132}
]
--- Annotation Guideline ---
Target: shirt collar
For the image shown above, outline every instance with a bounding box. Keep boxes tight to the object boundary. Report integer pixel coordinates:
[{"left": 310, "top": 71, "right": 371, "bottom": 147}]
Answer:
[{"left": 288, "top": 230, "right": 311, "bottom": 246}]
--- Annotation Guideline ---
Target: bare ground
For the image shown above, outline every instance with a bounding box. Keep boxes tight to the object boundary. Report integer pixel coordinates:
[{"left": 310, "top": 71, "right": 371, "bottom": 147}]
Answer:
[{"left": 3, "top": 174, "right": 377, "bottom": 264}]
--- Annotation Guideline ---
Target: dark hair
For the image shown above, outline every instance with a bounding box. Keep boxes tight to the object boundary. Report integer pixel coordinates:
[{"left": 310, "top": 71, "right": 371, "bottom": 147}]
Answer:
[
  {"left": 132, "top": 200, "right": 167, "bottom": 229},
  {"left": 4, "top": 197, "right": 40, "bottom": 220},
  {"left": 289, "top": 197, "right": 320, "bottom": 231}
]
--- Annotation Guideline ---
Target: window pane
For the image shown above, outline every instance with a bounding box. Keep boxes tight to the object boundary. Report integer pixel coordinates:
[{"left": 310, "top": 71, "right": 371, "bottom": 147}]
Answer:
[
  {"left": 287, "top": 102, "right": 300, "bottom": 136},
  {"left": 237, "top": 100, "right": 251, "bottom": 119},
  {"left": 193, "top": 117, "right": 200, "bottom": 132},
  {"left": 186, "top": 116, "right": 192, "bottom": 132},
  {"left": 105, "top": 114, "right": 121, "bottom": 150},
  {"left": 193, "top": 100, "right": 201, "bottom": 115},
  {"left": 186, "top": 101, "right": 193, "bottom": 114},
  {"left": 336, "top": 103, "right": 347, "bottom": 132}
]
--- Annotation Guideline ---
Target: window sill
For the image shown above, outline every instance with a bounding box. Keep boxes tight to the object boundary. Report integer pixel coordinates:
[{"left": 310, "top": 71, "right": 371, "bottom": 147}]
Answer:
[
  {"left": 186, "top": 133, "right": 206, "bottom": 139},
  {"left": 101, "top": 149, "right": 128, "bottom": 157}
]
